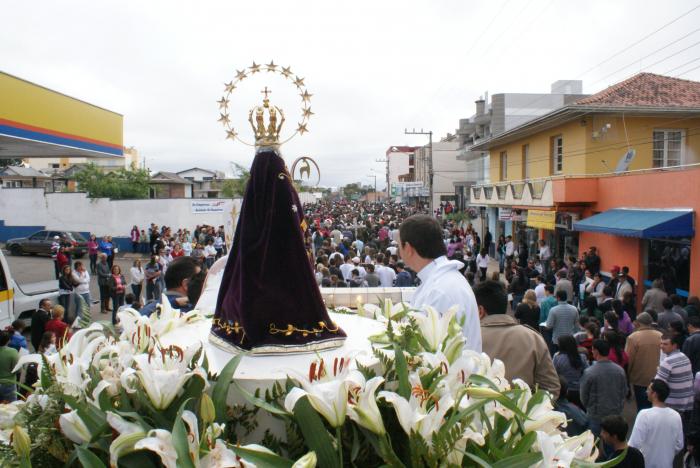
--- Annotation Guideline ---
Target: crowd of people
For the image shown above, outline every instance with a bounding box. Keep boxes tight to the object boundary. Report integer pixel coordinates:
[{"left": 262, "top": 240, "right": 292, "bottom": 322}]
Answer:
[{"left": 3, "top": 200, "right": 698, "bottom": 465}]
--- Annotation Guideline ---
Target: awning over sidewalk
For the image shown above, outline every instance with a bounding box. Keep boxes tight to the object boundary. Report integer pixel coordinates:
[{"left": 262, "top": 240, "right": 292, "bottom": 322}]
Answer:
[{"left": 573, "top": 208, "right": 694, "bottom": 238}]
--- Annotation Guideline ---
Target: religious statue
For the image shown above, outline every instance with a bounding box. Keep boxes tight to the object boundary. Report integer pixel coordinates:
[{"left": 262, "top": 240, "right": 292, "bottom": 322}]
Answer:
[{"left": 212, "top": 62, "right": 345, "bottom": 354}]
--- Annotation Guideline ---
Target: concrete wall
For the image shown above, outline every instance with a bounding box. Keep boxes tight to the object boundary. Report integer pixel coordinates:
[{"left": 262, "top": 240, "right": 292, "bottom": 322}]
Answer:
[{"left": 0, "top": 188, "right": 241, "bottom": 250}]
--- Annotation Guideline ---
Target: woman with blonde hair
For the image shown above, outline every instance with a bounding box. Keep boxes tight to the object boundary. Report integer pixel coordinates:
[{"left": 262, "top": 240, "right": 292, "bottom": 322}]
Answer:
[
  {"left": 45, "top": 305, "right": 70, "bottom": 349},
  {"left": 515, "top": 289, "right": 541, "bottom": 331}
]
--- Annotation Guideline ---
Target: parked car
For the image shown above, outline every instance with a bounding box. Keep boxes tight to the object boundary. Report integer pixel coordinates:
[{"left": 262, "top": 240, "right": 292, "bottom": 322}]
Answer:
[
  {"left": 5, "top": 230, "right": 87, "bottom": 258},
  {"left": 0, "top": 249, "right": 59, "bottom": 328}
]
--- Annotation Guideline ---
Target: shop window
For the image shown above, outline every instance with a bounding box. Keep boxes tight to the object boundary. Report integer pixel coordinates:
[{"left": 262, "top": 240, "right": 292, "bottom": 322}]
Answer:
[
  {"left": 495, "top": 184, "right": 508, "bottom": 200},
  {"left": 551, "top": 135, "right": 563, "bottom": 174},
  {"left": 652, "top": 129, "right": 684, "bottom": 168},
  {"left": 528, "top": 180, "right": 546, "bottom": 199},
  {"left": 511, "top": 182, "right": 525, "bottom": 199},
  {"left": 500, "top": 151, "right": 507, "bottom": 180},
  {"left": 522, "top": 144, "right": 530, "bottom": 179}
]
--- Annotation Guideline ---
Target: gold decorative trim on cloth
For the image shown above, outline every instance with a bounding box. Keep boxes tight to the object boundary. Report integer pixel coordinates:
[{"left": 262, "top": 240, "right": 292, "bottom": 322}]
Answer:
[{"left": 208, "top": 331, "right": 346, "bottom": 356}]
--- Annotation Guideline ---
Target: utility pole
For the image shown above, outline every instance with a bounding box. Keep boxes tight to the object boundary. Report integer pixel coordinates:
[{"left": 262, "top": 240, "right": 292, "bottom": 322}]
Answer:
[
  {"left": 367, "top": 173, "right": 377, "bottom": 202},
  {"left": 375, "top": 157, "right": 388, "bottom": 199},
  {"left": 404, "top": 128, "right": 433, "bottom": 215}
]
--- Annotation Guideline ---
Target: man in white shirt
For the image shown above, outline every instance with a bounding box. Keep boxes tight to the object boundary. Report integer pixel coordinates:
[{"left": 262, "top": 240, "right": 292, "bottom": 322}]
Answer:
[
  {"left": 339, "top": 256, "right": 354, "bottom": 284},
  {"left": 537, "top": 240, "right": 551, "bottom": 271},
  {"left": 534, "top": 275, "right": 546, "bottom": 304},
  {"left": 504, "top": 236, "right": 515, "bottom": 260},
  {"left": 376, "top": 258, "right": 396, "bottom": 287},
  {"left": 399, "top": 215, "right": 481, "bottom": 352},
  {"left": 351, "top": 257, "right": 367, "bottom": 279},
  {"left": 628, "top": 378, "right": 684, "bottom": 468}
]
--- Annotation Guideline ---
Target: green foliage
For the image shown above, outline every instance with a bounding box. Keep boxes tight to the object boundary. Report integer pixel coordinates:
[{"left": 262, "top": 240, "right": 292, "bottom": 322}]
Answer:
[
  {"left": 74, "top": 163, "right": 150, "bottom": 199},
  {"left": 76, "top": 295, "right": 92, "bottom": 329},
  {"left": 5, "top": 383, "right": 72, "bottom": 467},
  {"left": 0, "top": 158, "right": 23, "bottom": 169},
  {"left": 220, "top": 162, "right": 250, "bottom": 198}
]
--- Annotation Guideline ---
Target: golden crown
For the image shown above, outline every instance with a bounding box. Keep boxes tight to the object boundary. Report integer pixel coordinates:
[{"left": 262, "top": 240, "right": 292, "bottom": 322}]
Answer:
[
  {"left": 217, "top": 61, "right": 313, "bottom": 148},
  {"left": 248, "top": 87, "right": 284, "bottom": 147}
]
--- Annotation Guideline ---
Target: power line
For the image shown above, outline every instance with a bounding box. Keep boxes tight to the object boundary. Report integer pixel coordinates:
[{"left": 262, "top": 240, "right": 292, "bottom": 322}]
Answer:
[
  {"left": 576, "top": 2, "right": 700, "bottom": 78},
  {"left": 662, "top": 56, "right": 700, "bottom": 75},
  {"left": 677, "top": 62, "right": 700, "bottom": 77},
  {"left": 588, "top": 37, "right": 700, "bottom": 90},
  {"left": 506, "top": 29, "right": 700, "bottom": 119}
]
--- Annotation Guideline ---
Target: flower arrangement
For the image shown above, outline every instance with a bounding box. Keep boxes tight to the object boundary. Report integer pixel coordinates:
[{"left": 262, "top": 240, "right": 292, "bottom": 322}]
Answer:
[{"left": 0, "top": 297, "right": 622, "bottom": 467}]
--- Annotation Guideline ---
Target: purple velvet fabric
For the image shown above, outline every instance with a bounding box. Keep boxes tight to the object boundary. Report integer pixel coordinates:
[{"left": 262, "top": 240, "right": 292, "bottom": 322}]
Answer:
[{"left": 211, "top": 149, "right": 345, "bottom": 352}]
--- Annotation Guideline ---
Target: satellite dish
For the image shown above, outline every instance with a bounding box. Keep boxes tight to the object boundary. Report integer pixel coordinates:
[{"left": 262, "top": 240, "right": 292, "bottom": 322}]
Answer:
[{"left": 615, "top": 149, "right": 636, "bottom": 173}]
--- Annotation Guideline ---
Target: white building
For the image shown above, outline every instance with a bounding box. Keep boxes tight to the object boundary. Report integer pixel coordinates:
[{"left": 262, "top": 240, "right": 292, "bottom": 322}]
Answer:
[
  {"left": 414, "top": 136, "right": 462, "bottom": 210},
  {"left": 385, "top": 146, "right": 418, "bottom": 200},
  {"left": 176, "top": 167, "right": 226, "bottom": 199}
]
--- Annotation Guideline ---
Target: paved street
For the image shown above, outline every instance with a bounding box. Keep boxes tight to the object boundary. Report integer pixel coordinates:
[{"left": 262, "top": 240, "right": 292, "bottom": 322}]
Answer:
[{"left": 3, "top": 248, "right": 152, "bottom": 322}]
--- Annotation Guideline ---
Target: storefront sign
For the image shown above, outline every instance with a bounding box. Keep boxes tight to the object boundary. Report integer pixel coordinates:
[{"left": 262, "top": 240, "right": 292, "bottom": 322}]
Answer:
[
  {"left": 191, "top": 200, "right": 226, "bottom": 214},
  {"left": 499, "top": 207, "right": 527, "bottom": 222},
  {"left": 498, "top": 208, "right": 512, "bottom": 220},
  {"left": 526, "top": 209, "right": 556, "bottom": 230}
]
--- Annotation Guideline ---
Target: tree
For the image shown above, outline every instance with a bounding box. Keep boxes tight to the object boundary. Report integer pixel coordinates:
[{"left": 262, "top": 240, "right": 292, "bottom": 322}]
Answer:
[
  {"left": 74, "top": 163, "right": 150, "bottom": 199},
  {"left": 220, "top": 162, "right": 250, "bottom": 198},
  {"left": 0, "top": 158, "right": 23, "bottom": 170}
]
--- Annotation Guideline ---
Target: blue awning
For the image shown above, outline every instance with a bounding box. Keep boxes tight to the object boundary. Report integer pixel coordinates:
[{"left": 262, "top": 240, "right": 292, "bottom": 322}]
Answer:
[{"left": 573, "top": 208, "right": 694, "bottom": 238}]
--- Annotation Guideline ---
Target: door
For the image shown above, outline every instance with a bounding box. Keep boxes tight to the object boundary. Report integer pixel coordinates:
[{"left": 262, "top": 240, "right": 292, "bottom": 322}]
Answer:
[
  {"left": 0, "top": 262, "right": 11, "bottom": 326},
  {"left": 26, "top": 230, "right": 48, "bottom": 254}
]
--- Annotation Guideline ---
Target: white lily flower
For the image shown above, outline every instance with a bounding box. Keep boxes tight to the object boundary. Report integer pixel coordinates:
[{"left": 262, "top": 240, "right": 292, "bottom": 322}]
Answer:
[
  {"left": 284, "top": 356, "right": 360, "bottom": 428},
  {"left": 359, "top": 303, "right": 381, "bottom": 319},
  {"left": 0, "top": 402, "right": 24, "bottom": 429},
  {"left": 201, "top": 439, "right": 249, "bottom": 468},
  {"left": 534, "top": 431, "right": 578, "bottom": 468},
  {"left": 134, "top": 429, "right": 178, "bottom": 468},
  {"left": 128, "top": 351, "right": 200, "bottom": 410},
  {"left": 410, "top": 305, "right": 456, "bottom": 352},
  {"left": 24, "top": 394, "right": 48, "bottom": 410},
  {"left": 524, "top": 400, "right": 567, "bottom": 434},
  {"left": 204, "top": 423, "right": 225, "bottom": 447},
  {"left": 379, "top": 374, "right": 454, "bottom": 445},
  {"left": 347, "top": 376, "right": 386, "bottom": 435},
  {"left": 107, "top": 412, "right": 147, "bottom": 467},
  {"left": 292, "top": 451, "right": 317, "bottom": 468},
  {"left": 59, "top": 410, "right": 92, "bottom": 444},
  {"left": 182, "top": 410, "right": 200, "bottom": 463}
]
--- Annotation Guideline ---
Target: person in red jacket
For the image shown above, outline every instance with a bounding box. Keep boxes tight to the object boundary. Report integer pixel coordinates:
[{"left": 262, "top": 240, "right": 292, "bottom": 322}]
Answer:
[{"left": 45, "top": 305, "right": 71, "bottom": 349}]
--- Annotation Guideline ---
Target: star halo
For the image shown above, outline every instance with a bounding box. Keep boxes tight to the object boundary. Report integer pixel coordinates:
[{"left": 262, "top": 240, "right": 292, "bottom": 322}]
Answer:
[{"left": 218, "top": 60, "right": 313, "bottom": 147}]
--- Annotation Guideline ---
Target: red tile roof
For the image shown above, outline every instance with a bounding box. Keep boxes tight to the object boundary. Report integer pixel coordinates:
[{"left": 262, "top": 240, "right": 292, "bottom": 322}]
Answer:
[
  {"left": 574, "top": 72, "right": 700, "bottom": 108},
  {"left": 386, "top": 146, "right": 419, "bottom": 156}
]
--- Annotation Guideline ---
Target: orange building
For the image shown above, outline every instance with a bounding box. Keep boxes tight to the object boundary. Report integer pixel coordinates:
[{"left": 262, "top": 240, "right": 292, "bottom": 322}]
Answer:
[{"left": 470, "top": 73, "right": 700, "bottom": 298}]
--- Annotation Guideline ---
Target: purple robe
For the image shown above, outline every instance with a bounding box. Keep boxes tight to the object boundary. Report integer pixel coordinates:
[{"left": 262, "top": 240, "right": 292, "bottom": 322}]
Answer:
[{"left": 210, "top": 149, "right": 346, "bottom": 354}]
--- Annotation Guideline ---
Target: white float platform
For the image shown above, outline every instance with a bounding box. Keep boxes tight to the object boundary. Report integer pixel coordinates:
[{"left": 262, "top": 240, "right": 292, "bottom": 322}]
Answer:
[{"left": 158, "top": 312, "right": 385, "bottom": 389}]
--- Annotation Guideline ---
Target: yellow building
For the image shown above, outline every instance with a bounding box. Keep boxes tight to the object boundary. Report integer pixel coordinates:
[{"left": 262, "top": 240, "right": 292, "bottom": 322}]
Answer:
[
  {"left": 469, "top": 73, "right": 700, "bottom": 296},
  {"left": 473, "top": 73, "right": 700, "bottom": 183}
]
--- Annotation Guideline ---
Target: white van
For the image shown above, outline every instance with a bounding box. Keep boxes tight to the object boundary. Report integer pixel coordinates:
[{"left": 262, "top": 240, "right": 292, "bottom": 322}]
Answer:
[{"left": 0, "top": 249, "right": 59, "bottom": 328}]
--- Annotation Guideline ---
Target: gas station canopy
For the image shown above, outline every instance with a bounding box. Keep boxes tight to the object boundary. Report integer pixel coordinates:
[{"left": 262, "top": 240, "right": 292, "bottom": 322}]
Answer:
[{"left": 0, "top": 72, "right": 123, "bottom": 159}]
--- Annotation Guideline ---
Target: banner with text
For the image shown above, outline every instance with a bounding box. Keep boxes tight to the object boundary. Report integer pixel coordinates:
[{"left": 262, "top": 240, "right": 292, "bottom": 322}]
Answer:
[
  {"left": 191, "top": 200, "right": 226, "bottom": 214},
  {"left": 526, "top": 209, "right": 556, "bottom": 230}
]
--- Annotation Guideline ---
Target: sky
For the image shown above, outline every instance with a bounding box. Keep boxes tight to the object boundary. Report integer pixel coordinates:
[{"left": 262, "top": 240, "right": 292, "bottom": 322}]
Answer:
[{"left": 3, "top": 0, "right": 700, "bottom": 188}]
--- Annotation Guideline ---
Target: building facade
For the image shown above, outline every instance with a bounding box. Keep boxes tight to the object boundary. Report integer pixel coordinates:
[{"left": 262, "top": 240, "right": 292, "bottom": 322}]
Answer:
[{"left": 470, "top": 73, "right": 700, "bottom": 297}]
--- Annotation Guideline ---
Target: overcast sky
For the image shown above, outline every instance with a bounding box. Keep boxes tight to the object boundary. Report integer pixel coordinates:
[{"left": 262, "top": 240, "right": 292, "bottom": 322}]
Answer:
[{"left": 3, "top": 0, "right": 700, "bottom": 188}]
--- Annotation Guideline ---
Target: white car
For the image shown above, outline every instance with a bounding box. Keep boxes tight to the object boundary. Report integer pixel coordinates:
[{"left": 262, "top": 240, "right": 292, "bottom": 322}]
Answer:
[{"left": 0, "top": 249, "right": 59, "bottom": 328}]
